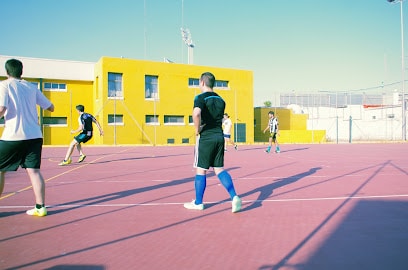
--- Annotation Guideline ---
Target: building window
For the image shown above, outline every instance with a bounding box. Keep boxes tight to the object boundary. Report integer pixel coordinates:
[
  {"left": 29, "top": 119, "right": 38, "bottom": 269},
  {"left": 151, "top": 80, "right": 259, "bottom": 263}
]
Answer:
[
  {"left": 214, "top": 80, "right": 229, "bottom": 89},
  {"left": 146, "top": 115, "right": 159, "bottom": 125},
  {"left": 188, "top": 78, "right": 199, "bottom": 87},
  {"left": 188, "top": 115, "right": 193, "bottom": 125},
  {"left": 145, "top": 75, "right": 159, "bottom": 99},
  {"left": 108, "top": 72, "right": 123, "bottom": 98},
  {"left": 188, "top": 78, "right": 229, "bottom": 89},
  {"left": 43, "top": 82, "right": 66, "bottom": 91},
  {"left": 164, "top": 115, "right": 184, "bottom": 125},
  {"left": 108, "top": 114, "right": 123, "bottom": 125},
  {"left": 182, "top": 138, "right": 189, "bottom": 144},
  {"left": 42, "top": 117, "right": 67, "bottom": 126}
]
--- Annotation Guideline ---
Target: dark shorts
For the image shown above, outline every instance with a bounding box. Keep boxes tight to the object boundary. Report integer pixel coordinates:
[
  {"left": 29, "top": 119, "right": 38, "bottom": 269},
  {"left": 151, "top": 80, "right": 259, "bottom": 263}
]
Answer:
[
  {"left": 223, "top": 134, "right": 231, "bottom": 139},
  {"left": 269, "top": 132, "right": 278, "bottom": 142},
  {"left": 75, "top": 132, "right": 93, "bottom": 144},
  {"left": 194, "top": 134, "right": 225, "bottom": 170},
  {"left": 0, "top": 138, "right": 43, "bottom": 171}
]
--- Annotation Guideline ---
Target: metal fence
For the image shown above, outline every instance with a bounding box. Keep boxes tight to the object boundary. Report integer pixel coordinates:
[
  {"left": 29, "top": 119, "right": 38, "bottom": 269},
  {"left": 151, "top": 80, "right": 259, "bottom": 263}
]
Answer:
[{"left": 276, "top": 91, "right": 407, "bottom": 142}]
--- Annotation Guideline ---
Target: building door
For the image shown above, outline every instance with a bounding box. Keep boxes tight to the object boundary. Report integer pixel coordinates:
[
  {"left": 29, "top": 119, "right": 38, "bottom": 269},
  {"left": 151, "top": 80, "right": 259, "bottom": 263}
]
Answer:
[{"left": 234, "top": 123, "right": 246, "bottom": 143}]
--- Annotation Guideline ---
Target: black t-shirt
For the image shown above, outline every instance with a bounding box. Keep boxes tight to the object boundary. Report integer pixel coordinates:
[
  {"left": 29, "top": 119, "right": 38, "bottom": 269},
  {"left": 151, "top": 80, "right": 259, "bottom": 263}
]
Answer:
[
  {"left": 80, "top": 113, "right": 96, "bottom": 133},
  {"left": 193, "top": 91, "right": 225, "bottom": 135}
]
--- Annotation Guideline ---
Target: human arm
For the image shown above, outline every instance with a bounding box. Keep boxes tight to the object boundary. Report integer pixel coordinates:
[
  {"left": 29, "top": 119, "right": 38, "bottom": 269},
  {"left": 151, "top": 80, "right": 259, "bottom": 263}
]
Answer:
[
  {"left": 93, "top": 119, "right": 104, "bottom": 136},
  {"left": 45, "top": 103, "right": 54, "bottom": 112},
  {"left": 193, "top": 107, "right": 204, "bottom": 136},
  {"left": 71, "top": 124, "right": 83, "bottom": 134},
  {"left": 263, "top": 124, "right": 269, "bottom": 134}
]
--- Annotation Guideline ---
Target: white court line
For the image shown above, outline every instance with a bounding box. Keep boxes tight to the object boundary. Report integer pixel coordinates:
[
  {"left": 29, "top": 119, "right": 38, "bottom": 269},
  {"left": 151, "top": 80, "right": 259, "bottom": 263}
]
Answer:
[{"left": 1, "top": 194, "right": 408, "bottom": 210}]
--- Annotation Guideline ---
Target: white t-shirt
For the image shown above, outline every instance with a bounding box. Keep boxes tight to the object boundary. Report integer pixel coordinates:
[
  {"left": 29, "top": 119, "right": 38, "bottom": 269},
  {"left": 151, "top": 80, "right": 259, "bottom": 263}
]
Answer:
[
  {"left": 223, "top": 118, "right": 232, "bottom": 135},
  {"left": 0, "top": 78, "right": 52, "bottom": 140}
]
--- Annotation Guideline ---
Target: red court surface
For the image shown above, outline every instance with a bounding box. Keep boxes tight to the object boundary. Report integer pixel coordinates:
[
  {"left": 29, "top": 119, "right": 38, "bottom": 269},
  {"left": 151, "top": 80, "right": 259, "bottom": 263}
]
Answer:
[{"left": 1, "top": 143, "right": 408, "bottom": 270}]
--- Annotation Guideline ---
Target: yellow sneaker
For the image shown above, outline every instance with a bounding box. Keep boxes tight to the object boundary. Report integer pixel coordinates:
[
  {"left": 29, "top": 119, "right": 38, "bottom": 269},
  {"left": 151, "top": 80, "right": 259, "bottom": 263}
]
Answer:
[
  {"left": 58, "top": 158, "right": 72, "bottom": 166},
  {"left": 26, "top": 206, "right": 47, "bottom": 217},
  {"left": 78, "top": 155, "right": 86, "bottom": 163}
]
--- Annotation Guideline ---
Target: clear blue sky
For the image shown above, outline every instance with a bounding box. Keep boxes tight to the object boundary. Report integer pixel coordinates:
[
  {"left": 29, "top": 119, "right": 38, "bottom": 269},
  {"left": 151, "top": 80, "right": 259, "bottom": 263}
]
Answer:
[{"left": 0, "top": 0, "right": 405, "bottom": 106}]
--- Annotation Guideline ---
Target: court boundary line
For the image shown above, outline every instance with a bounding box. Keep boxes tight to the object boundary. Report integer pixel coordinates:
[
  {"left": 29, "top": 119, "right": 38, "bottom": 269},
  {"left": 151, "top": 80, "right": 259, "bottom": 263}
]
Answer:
[{"left": 1, "top": 193, "right": 407, "bottom": 209}]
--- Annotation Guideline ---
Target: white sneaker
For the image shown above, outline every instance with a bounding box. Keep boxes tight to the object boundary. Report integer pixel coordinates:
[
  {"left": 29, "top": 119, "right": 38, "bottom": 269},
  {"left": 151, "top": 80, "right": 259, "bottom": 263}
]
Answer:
[
  {"left": 184, "top": 200, "right": 204, "bottom": 210},
  {"left": 232, "top": 196, "right": 242, "bottom": 213}
]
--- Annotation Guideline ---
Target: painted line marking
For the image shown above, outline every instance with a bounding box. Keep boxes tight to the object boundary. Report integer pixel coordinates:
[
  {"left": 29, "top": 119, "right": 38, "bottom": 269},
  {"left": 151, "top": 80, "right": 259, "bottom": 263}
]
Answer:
[{"left": 1, "top": 194, "right": 408, "bottom": 209}]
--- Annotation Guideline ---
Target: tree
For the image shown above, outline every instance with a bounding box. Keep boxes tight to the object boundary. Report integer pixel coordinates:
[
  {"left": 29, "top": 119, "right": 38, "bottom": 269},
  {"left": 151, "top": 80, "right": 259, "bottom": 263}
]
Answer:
[{"left": 263, "top": 100, "right": 272, "bottom": 107}]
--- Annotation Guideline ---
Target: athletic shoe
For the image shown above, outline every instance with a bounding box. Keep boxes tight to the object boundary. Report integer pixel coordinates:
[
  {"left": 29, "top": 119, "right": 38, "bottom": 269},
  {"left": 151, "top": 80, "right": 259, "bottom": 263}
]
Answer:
[
  {"left": 234, "top": 144, "right": 238, "bottom": 150},
  {"left": 58, "top": 158, "right": 72, "bottom": 166},
  {"left": 265, "top": 149, "right": 270, "bottom": 153},
  {"left": 26, "top": 206, "right": 47, "bottom": 217},
  {"left": 78, "top": 155, "right": 86, "bottom": 163},
  {"left": 232, "top": 196, "right": 242, "bottom": 213},
  {"left": 275, "top": 150, "right": 280, "bottom": 153},
  {"left": 184, "top": 200, "right": 204, "bottom": 210}
]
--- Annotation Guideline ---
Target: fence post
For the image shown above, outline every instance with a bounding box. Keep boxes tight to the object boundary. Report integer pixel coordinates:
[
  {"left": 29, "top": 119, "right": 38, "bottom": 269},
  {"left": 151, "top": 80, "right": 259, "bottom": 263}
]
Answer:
[
  {"left": 349, "top": 116, "right": 352, "bottom": 143},
  {"left": 336, "top": 116, "right": 339, "bottom": 144}
]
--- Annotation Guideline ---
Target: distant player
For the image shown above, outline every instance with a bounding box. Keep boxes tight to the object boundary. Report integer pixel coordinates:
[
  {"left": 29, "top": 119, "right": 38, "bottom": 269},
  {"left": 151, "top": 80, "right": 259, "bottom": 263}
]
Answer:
[
  {"left": 263, "top": 111, "right": 280, "bottom": 153},
  {"left": 59, "top": 105, "right": 103, "bottom": 165},
  {"left": 222, "top": 113, "right": 238, "bottom": 151}
]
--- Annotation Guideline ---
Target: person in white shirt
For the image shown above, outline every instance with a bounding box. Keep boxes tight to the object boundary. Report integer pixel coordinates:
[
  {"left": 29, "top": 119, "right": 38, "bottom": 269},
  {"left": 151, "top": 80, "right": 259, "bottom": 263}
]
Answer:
[
  {"left": 222, "top": 113, "right": 238, "bottom": 151},
  {"left": 0, "top": 59, "right": 54, "bottom": 217}
]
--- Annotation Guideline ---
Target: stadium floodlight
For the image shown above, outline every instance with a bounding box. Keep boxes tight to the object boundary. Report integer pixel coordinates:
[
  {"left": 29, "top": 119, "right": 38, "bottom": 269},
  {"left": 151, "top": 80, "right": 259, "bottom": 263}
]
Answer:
[
  {"left": 181, "top": 28, "right": 195, "bottom": 64},
  {"left": 387, "top": 0, "right": 406, "bottom": 140}
]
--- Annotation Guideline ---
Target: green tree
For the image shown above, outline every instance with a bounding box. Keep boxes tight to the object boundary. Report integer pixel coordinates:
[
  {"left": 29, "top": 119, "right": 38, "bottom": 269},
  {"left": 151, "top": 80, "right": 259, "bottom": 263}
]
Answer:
[{"left": 263, "top": 100, "right": 272, "bottom": 107}]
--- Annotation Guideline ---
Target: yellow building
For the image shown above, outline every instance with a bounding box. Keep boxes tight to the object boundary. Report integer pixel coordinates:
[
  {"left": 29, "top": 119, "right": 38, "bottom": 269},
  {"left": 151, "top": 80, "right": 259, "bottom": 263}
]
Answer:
[
  {"left": 254, "top": 107, "right": 326, "bottom": 143},
  {"left": 0, "top": 55, "right": 254, "bottom": 146}
]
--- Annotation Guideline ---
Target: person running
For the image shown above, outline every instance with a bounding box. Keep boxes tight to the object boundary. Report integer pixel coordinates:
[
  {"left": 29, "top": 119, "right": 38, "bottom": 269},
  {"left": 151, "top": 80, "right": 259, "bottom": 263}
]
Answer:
[
  {"left": 222, "top": 113, "right": 238, "bottom": 151},
  {"left": 184, "top": 72, "right": 242, "bottom": 213},
  {"left": 263, "top": 111, "right": 280, "bottom": 153},
  {"left": 58, "top": 105, "right": 103, "bottom": 165},
  {"left": 0, "top": 58, "right": 55, "bottom": 217}
]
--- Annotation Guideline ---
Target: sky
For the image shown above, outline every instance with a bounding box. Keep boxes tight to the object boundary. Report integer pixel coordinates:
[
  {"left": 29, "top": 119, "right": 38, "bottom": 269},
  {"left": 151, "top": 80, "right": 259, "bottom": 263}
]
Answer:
[{"left": 0, "top": 0, "right": 406, "bottom": 106}]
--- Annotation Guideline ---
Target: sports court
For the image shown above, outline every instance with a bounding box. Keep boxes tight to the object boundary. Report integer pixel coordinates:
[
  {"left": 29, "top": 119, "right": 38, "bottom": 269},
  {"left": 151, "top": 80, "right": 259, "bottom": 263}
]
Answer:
[{"left": 1, "top": 143, "right": 407, "bottom": 270}]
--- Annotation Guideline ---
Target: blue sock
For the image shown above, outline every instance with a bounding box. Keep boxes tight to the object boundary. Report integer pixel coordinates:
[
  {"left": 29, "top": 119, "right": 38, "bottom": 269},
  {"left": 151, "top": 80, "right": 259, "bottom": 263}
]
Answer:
[
  {"left": 217, "top": 171, "right": 237, "bottom": 199},
  {"left": 195, "top": 174, "right": 206, "bottom": 204}
]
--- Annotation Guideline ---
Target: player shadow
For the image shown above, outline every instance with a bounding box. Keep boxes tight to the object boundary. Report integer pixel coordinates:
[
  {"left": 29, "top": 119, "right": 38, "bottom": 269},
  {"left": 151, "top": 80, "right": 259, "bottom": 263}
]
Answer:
[
  {"left": 0, "top": 211, "right": 25, "bottom": 218},
  {"left": 49, "top": 167, "right": 240, "bottom": 215},
  {"left": 239, "top": 167, "right": 322, "bottom": 212},
  {"left": 71, "top": 153, "right": 191, "bottom": 165},
  {"left": 279, "top": 147, "right": 309, "bottom": 153}
]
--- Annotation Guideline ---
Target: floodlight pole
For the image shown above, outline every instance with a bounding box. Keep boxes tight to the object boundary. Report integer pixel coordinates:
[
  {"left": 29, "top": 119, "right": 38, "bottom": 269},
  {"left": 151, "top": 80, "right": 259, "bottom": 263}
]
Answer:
[
  {"left": 181, "top": 28, "right": 195, "bottom": 64},
  {"left": 388, "top": 0, "right": 407, "bottom": 140}
]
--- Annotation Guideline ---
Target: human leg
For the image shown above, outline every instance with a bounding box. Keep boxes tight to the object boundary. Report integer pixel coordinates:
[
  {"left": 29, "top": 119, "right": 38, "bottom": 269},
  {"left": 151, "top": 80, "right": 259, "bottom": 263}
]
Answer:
[
  {"left": 26, "top": 168, "right": 45, "bottom": 205},
  {"left": 59, "top": 139, "right": 78, "bottom": 165},
  {"left": 214, "top": 167, "right": 241, "bottom": 213},
  {"left": 266, "top": 136, "right": 272, "bottom": 153},
  {"left": 24, "top": 140, "right": 47, "bottom": 216},
  {"left": 184, "top": 168, "right": 206, "bottom": 210}
]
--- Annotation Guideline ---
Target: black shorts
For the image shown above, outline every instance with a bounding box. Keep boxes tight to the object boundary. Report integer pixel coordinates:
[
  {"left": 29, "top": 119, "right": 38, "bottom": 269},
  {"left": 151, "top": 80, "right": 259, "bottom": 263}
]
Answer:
[
  {"left": 75, "top": 132, "right": 93, "bottom": 144},
  {"left": 0, "top": 138, "right": 43, "bottom": 171},
  {"left": 194, "top": 134, "right": 225, "bottom": 170}
]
